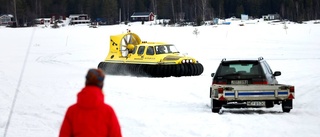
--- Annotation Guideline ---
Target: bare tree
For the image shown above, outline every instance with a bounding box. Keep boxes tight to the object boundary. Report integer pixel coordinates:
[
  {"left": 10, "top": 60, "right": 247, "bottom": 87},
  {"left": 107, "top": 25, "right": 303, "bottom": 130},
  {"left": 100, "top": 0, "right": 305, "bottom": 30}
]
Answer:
[
  {"left": 201, "top": 0, "right": 207, "bottom": 21},
  {"left": 178, "top": 0, "right": 185, "bottom": 22},
  {"left": 295, "top": 1, "right": 300, "bottom": 21},
  {"left": 193, "top": 0, "right": 197, "bottom": 21},
  {"left": 171, "top": 0, "right": 175, "bottom": 23},
  {"left": 151, "top": 0, "right": 157, "bottom": 15},
  {"left": 13, "top": 0, "right": 18, "bottom": 26}
]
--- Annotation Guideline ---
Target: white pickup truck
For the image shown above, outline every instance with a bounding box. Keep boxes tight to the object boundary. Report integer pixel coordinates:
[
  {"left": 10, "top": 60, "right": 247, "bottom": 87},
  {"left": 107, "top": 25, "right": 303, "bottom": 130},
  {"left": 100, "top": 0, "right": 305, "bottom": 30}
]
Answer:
[{"left": 209, "top": 57, "right": 295, "bottom": 113}]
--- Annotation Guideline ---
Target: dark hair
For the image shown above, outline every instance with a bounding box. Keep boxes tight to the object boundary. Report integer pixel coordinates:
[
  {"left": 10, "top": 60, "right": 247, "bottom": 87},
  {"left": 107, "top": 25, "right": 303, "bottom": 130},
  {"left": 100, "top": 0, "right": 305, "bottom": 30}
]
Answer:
[{"left": 85, "top": 68, "right": 105, "bottom": 88}]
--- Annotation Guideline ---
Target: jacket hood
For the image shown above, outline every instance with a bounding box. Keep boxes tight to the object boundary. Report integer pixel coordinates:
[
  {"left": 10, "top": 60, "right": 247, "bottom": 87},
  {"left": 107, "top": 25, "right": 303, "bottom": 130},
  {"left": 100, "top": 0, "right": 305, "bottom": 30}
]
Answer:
[{"left": 77, "top": 86, "right": 104, "bottom": 109}]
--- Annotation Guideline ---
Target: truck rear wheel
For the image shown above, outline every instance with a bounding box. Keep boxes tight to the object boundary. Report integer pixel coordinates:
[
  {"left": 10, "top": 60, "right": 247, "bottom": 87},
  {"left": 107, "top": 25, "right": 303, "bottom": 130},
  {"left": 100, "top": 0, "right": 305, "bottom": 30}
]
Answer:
[
  {"left": 282, "top": 100, "right": 292, "bottom": 113},
  {"left": 211, "top": 99, "right": 222, "bottom": 113}
]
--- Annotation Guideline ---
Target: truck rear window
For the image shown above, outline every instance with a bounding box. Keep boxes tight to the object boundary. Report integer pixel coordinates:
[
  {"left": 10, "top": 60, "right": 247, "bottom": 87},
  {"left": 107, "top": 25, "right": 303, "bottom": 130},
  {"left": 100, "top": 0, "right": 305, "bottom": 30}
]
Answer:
[{"left": 217, "top": 62, "right": 261, "bottom": 76}]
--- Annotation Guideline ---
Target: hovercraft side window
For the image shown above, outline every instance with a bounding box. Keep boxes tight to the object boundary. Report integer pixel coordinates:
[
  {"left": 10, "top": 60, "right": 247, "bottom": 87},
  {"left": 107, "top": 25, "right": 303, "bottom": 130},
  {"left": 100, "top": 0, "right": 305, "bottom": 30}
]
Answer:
[
  {"left": 137, "top": 46, "right": 145, "bottom": 55},
  {"left": 146, "top": 46, "right": 154, "bottom": 55},
  {"left": 156, "top": 45, "right": 166, "bottom": 54},
  {"left": 132, "top": 46, "right": 137, "bottom": 54}
]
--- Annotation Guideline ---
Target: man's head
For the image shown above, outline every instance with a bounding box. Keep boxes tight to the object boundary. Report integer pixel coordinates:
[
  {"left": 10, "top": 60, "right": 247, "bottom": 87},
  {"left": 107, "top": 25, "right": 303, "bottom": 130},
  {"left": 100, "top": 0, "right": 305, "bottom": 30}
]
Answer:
[{"left": 85, "top": 68, "right": 105, "bottom": 89}]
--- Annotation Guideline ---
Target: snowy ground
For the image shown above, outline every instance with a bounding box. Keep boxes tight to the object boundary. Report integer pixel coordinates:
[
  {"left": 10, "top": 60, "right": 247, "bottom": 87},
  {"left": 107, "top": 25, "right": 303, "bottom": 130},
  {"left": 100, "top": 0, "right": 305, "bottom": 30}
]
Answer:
[{"left": 0, "top": 20, "right": 320, "bottom": 137}]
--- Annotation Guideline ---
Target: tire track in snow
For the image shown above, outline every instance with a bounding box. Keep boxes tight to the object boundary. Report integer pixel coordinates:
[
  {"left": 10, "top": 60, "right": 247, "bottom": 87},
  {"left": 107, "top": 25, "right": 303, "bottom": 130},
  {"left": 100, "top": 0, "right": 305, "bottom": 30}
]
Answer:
[{"left": 36, "top": 52, "right": 71, "bottom": 65}]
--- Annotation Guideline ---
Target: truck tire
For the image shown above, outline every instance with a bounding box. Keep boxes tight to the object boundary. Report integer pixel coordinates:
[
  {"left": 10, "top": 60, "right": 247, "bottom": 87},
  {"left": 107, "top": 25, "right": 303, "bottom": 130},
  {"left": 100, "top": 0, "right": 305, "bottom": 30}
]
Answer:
[
  {"left": 209, "top": 87, "right": 212, "bottom": 98},
  {"left": 211, "top": 99, "right": 221, "bottom": 113},
  {"left": 282, "top": 100, "right": 293, "bottom": 113}
]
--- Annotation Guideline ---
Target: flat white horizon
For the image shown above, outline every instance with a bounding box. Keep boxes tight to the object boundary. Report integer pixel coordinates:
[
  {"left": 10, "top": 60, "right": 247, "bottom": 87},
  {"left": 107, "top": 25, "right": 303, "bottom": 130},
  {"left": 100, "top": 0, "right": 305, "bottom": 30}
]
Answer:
[{"left": 1, "top": 20, "right": 320, "bottom": 137}]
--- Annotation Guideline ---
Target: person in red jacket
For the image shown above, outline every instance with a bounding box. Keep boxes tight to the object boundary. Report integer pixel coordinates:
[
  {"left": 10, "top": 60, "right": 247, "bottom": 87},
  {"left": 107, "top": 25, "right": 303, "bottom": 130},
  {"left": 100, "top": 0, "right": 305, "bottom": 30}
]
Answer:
[{"left": 59, "top": 68, "right": 122, "bottom": 137}]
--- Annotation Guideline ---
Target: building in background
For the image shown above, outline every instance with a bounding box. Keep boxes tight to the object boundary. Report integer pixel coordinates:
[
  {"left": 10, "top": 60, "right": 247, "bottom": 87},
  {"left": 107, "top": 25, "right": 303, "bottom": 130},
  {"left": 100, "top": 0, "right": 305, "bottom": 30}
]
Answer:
[
  {"left": 69, "top": 14, "right": 91, "bottom": 25},
  {"left": 130, "top": 12, "right": 155, "bottom": 22},
  {"left": 262, "top": 14, "right": 280, "bottom": 21},
  {"left": 0, "top": 14, "right": 14, "bottom": 26}
]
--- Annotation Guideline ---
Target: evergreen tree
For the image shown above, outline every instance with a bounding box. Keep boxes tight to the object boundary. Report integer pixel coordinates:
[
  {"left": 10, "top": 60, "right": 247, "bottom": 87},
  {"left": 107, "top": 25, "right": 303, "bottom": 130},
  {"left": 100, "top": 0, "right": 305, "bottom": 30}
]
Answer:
[{"left": 2, "top": 0, "right": 319, "bottom": 26}]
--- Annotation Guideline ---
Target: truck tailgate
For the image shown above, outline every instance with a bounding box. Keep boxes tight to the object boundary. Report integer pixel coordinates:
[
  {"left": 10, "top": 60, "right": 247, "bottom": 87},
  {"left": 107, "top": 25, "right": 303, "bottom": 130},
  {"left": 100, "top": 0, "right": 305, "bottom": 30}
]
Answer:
[{"left": 212, "top": 84, "right": 293, "bottom": 101}]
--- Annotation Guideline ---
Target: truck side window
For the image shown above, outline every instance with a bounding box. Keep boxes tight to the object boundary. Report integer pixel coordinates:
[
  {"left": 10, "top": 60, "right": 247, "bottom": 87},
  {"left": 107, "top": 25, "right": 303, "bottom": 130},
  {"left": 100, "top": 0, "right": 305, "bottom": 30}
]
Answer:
[
  {"left": 137, "top": 46, "right": 145, "bottom": 55},
  {"left": 261, "top": 61, "right": 272, "bottom": 75},
  {"left": 146, "top": 46, "right": 154, "bottom": 55},
  {"left": 263, "top": 61, "right": 273, "bottom": 74}
]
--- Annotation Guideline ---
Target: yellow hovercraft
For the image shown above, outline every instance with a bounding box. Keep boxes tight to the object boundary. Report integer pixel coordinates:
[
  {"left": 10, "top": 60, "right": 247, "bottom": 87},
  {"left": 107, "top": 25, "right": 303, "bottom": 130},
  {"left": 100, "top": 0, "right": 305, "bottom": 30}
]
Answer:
[{"left": 97, "top": 31, "right": 204, "bottom": 77}]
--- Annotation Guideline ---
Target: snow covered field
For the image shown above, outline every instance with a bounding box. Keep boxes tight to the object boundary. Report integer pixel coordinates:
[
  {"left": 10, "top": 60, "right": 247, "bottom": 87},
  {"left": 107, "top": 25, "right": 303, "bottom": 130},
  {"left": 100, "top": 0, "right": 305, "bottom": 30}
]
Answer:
[{"left": 1, "top": 20, "right": 320, "bottom": 137}]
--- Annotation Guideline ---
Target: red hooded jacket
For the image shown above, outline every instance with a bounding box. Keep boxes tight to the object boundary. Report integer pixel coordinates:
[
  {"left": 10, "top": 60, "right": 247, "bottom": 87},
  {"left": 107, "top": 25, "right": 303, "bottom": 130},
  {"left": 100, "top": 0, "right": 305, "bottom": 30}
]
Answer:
[{"left": 59, "top": 86, "right": 122, "bottom": 137}]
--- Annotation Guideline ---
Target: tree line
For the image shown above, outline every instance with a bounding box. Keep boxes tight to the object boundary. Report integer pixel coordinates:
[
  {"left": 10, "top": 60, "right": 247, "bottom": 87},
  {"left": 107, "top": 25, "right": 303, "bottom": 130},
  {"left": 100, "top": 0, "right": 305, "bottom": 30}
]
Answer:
[{"left": 0, "top": 0, "right": 319, "bottom": 26}]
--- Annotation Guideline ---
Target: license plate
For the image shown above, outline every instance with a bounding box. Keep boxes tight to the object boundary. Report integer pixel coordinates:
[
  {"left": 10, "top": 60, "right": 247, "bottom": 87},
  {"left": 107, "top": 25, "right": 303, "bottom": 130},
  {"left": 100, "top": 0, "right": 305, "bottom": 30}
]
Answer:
[
  {"left": 247, "top": 101, "right": 265, "bottom": 106},
  {"left": 231, "top": 80, "right": 248, "bottom": 85}
]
